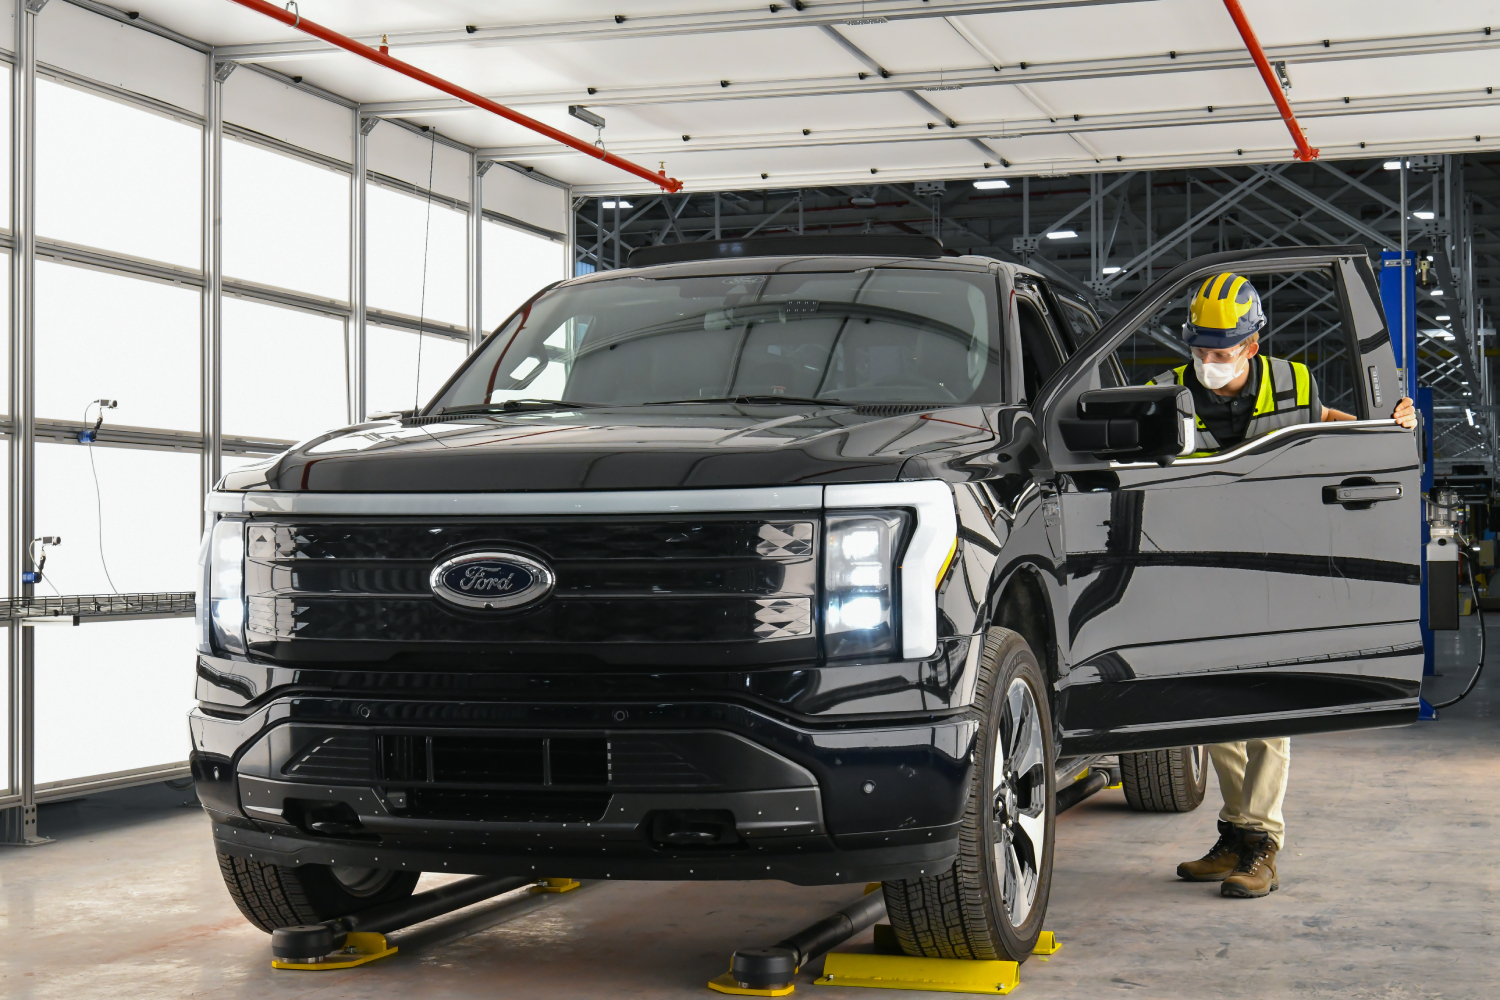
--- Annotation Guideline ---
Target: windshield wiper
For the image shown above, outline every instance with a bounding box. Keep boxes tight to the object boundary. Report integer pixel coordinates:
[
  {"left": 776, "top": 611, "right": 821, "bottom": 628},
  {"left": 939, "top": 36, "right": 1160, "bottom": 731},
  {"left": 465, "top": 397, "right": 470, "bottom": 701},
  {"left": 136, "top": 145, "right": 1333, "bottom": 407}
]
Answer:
[
  {"left": 642, "top": 395, "right": 847, "bottom": 407},
  {"left": 438, "top": 399, "right": 599, "bottom": 415}
]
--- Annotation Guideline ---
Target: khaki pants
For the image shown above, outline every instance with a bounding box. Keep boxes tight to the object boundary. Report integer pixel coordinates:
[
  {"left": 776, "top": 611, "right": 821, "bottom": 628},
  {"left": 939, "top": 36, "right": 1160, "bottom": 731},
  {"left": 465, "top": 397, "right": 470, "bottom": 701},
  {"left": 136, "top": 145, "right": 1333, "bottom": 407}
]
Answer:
[{"left": 1208, "top": 738, "right": 1290, "bottom": 849}]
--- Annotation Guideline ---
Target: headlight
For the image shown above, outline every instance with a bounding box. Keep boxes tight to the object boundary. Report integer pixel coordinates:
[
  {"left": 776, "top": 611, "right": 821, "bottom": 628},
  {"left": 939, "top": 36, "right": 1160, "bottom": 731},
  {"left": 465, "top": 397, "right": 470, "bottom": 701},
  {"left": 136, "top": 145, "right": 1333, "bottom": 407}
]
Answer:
[
  {"left": 823, "top": 511, "right": 908, "bottom": 658},
  {"left": 208, "top": 518, "right": 246, "bottom": 655}
]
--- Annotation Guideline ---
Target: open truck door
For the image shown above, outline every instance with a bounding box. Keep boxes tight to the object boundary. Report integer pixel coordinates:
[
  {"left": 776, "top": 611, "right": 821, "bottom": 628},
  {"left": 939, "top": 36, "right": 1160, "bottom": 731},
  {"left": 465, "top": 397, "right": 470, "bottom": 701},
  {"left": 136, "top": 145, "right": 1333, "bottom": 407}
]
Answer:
[{"left": 1035, "top": 246, "right": 1422, "bottom": 756}]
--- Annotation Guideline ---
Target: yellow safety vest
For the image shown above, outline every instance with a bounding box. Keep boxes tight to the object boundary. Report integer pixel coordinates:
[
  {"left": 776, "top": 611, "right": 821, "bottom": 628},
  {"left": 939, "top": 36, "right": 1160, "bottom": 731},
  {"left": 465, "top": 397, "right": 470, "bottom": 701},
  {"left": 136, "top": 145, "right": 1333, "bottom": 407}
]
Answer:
[{"left": 1148, "top": 355, "right": 1312, "bottom": 456}]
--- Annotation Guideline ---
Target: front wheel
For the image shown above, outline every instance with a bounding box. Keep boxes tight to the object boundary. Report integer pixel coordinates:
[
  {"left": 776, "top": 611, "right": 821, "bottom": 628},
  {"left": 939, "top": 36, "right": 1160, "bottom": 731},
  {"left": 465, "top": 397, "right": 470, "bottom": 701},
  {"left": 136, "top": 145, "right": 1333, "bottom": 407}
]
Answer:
[
  {"left": 883, "top": 627, "right": 1055, "bottom": 962},
  {"left": 217, "top": 852, "right": 420, "bottom": 932}
]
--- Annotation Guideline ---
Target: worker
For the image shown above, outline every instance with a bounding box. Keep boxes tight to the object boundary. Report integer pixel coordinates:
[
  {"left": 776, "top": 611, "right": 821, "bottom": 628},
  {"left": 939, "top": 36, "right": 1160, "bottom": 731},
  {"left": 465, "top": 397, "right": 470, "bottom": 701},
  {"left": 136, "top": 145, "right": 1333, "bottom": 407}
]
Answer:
[{"left": 1151, "top": 271, "right": 1417, "bottom": 898}]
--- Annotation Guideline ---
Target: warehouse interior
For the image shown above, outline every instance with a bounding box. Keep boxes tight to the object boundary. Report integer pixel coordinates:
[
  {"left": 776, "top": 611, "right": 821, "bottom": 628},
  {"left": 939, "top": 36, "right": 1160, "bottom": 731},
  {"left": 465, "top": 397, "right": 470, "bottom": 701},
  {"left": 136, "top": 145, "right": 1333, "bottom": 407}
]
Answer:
[{"left": 2, "top": 1, "right": 1498, "bottom": 997}]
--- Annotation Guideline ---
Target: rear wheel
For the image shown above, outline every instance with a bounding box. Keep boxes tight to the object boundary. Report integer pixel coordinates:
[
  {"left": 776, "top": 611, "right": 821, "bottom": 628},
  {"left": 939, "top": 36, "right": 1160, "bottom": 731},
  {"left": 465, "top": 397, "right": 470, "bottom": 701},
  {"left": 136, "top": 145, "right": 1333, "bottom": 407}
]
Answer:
[
  {"left": 1119, "top": 746, "right": 1208, "bottom": 812},
  {"left": 217, "top": 852, "right": 420, "bottom": 932},
  {"left": 883, "top": 628, "right": 1055, "bottom": 962}
]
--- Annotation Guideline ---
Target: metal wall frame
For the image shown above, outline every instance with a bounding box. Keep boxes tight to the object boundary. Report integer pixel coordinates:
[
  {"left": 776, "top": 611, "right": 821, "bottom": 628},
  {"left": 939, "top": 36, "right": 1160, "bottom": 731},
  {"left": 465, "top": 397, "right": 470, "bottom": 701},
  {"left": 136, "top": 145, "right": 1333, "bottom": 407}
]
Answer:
[{"left": 0, "top": 0, "right": 513, "bottom": 832}]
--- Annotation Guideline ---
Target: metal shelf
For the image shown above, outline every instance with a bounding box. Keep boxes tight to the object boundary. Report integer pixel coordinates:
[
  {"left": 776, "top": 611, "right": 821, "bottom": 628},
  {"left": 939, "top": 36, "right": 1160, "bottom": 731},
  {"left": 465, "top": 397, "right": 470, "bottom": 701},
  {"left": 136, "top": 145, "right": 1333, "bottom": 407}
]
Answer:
[{"left": 4, "top": 592, "right": 196, "bottom": 625}]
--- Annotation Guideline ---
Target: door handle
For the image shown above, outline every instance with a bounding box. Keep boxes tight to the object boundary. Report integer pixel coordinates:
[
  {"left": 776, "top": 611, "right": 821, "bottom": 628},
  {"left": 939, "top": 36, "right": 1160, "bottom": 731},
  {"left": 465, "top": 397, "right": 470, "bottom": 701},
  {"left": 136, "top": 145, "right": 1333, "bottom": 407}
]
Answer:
[{"left": 1322, "top": 479, "right": 1402, "bottom": 510}]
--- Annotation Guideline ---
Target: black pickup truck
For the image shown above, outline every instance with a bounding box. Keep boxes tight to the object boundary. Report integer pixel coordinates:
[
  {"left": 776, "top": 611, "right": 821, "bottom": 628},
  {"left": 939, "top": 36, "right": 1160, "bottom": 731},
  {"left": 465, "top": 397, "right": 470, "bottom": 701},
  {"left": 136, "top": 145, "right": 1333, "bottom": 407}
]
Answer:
[{"left": 193, "top": 235, "right": 1420, "bottom": 962}]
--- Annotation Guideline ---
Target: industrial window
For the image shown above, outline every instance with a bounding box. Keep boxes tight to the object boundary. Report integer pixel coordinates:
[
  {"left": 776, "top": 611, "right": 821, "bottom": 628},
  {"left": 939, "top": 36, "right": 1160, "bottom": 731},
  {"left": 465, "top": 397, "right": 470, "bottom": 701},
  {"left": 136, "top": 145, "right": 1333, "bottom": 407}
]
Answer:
[
  {"left": 366, "top": 325, "right": 469, "bottom": 415},
  {"left": 221, "top": 297, "right": 348, "bottom": 442},
  {"left": 36, "top": 262, "right": 199, "bottom": 431},
  {"left": 223, "top": 138, "right": 350, "bottom": 301},
  {"left": 37, "top": 79, "right": 200, "bottom": 268},
  {"left": 482, "top": 219, "right": 563, "bottom": 332},
  {"left": 366, "top": 183, "right": 467, "bottom": 326}
]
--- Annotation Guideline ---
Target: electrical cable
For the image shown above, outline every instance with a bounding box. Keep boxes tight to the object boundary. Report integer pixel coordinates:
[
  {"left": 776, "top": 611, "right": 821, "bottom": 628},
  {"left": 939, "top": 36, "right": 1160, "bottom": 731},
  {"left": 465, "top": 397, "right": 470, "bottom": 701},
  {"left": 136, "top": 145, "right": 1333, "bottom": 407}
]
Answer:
[
  {"left": 1430, "top": 551, "right": 1487, "bottom": 709},
  {"left": 413, "top": 127, "right": 436, "bottom": 413},
  {"left": 83, "top": 401, "right": 120, "bottom": 595}
]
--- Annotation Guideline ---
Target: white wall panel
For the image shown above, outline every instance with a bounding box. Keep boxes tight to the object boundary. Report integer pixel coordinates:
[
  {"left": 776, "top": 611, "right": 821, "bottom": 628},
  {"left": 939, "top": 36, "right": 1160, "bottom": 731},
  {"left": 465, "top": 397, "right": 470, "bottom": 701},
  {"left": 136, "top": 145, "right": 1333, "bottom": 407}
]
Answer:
[
  {"left": 35, "top": 617, "right": 197, "bottom": 786},
  {"left": 482, "top": 220, "right": 563, "bottom": 331},
  {"left": 366, "top": 326, "right": 468, "bottom": 416},
  {"left": 35, "top": 443, "right": 200, "bottom": 597},
  {"left": 36, "top": 262, "right": 198, "bottom": 431},
  {"left": 37, "top": 79, "right": 201, "bottom": 268},
  {"left": 223, "top": 66, "right": 352, "bottom": 164},
  {"left": 366, "top": 184, "right": 467, "bottom": 325},
  {"left": 37, "top": 1, "right": 203, "bottom": 113},
  {"left": 484, "top": 165, "right": 566, "bottom": 235},
  {"left": 222, "top": 298, "right": 348, "bottom": 442},
  {"left": 367, "top": 119, "right": 471, "bottom": 202},
  {"left": 223, "top": 138, "right": 350, "bottom": 300}
]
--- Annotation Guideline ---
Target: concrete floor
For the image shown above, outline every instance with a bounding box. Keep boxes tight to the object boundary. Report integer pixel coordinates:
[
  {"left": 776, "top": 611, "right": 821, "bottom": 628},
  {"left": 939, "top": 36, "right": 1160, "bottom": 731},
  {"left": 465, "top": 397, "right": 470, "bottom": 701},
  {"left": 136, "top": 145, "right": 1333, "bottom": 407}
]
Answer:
[{"left": 3, "top": 620, "right": 1496, "bottom": 999}]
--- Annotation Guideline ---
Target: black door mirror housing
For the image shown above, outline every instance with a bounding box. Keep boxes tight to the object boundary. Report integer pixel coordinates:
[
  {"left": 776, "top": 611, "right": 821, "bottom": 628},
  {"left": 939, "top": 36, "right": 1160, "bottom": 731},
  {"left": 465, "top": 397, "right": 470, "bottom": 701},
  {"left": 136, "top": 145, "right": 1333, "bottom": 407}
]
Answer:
[{"left": 1058, "top": 385, "right": 1193, "bottom": 463}]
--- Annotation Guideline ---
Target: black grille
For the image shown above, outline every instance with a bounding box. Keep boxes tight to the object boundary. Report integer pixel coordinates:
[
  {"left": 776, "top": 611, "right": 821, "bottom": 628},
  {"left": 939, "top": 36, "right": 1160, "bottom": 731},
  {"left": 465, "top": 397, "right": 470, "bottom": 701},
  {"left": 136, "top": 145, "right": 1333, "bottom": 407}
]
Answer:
[
  {"left": 243, "top": 514, "right": 817, "bottom": 662},
  {"left": 379, "top": 734, "right": 609, "bottom": 787},
  {"left": 283, "top": 734, "right": 377, "bottom": 780},
  {"left": 406, "top": 789, "right": 611, "bottom": 823}
]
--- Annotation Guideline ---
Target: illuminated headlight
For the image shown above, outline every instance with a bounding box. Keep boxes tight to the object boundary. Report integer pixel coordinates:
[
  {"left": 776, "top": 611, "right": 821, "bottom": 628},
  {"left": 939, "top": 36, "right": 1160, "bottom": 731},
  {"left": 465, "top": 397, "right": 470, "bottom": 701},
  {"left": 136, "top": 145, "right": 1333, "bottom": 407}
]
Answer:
[
  {"left": 207, "top": 518, "right": 246, "bottom": 655},
  {"left": 824, "top": 512, "right": 908, "bottom": 658}
]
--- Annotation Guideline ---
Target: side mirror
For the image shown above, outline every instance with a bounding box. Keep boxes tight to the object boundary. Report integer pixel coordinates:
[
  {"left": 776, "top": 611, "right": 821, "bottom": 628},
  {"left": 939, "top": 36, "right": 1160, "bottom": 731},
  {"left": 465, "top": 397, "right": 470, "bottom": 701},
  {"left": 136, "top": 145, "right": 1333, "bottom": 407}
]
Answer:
[{"left": 1058, "top": 385, "right": 1194, "bottom": 463}]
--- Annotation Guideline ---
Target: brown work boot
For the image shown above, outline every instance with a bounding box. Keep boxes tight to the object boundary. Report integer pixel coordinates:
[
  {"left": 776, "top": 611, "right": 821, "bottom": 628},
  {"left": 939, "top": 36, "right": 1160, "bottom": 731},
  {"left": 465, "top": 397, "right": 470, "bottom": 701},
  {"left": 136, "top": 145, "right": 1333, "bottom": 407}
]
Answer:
[
  {"left": 1221, "top": 830, "right": 1279, "bottom": 898},
  {"left": 1176, "top": 821, "right": 1243, "bottom": 882}
]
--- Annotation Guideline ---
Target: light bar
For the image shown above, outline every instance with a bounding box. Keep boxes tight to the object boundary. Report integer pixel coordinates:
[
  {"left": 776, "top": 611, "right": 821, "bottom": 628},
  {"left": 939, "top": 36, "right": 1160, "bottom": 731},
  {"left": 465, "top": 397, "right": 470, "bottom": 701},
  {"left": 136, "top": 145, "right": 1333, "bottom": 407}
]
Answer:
[
  {"left": 973, "top": 179, "right": 1010, "bottom": 190},
  {"left": 1046, "top": 230, "right": 1077, "bottom": 240}
]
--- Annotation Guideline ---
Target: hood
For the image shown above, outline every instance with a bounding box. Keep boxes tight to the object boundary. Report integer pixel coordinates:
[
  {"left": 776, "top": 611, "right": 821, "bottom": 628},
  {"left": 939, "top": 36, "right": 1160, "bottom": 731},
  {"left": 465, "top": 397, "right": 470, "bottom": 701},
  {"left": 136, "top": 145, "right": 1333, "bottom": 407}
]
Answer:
[{"left": 221, "top": 403, "right": 997, "bottom": 493}]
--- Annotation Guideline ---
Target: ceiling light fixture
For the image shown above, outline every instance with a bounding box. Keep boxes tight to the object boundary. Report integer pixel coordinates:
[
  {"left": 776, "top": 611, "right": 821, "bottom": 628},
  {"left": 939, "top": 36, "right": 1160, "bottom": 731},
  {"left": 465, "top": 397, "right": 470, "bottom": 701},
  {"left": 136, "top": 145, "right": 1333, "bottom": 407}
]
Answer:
[
  {"left": 602, "top": 200, "right": 632, "bottom": 209},
  {"left": 1102, "top": 266, "right": 1122, "bottom": 274},
  {"left": 1436, "top": 314, "right": 1451, "bottom": 321},
  {"left": 1047, "top": 230, "right": 1077, "bottom": 239},
  {"left": 973, "top": 180, "right": 1010, "bottom": 190},
  {"left": 1383, "top": 160, "right": 1403, "bottom": 170},
  {"left": 1413, "top": 210, "right": 1435, "bottom": 220},
  {"left": 1430, "top": 289, "right": 1444, "bottom": 296}
]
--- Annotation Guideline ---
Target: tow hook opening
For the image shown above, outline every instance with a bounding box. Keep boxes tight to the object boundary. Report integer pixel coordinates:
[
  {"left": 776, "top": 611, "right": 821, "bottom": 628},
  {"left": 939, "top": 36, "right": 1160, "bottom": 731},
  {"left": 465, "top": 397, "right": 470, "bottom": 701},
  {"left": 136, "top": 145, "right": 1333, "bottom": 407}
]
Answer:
[
  {"left": 647, "top": 809, "right": 743, "bottom": 849},
  {"left": 284, "top": 799, "right": 373, "bottom": 840}
]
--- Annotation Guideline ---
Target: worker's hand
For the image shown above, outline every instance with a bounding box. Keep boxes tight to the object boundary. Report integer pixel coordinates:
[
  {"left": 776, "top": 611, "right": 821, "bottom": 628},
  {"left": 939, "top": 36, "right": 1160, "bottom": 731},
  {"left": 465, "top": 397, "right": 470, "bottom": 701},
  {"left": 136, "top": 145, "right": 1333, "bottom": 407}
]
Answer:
[{"left": 1392, "top": 396, "right": 1417, "bottom": 429}]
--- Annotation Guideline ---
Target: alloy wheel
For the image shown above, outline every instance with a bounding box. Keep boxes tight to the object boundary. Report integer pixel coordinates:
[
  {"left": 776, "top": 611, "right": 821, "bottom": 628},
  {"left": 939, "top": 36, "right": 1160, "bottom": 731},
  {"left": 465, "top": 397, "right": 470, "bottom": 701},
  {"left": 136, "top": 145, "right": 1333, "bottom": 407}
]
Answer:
[{"left": 991, "top": 676, "right": 1048, "bottom": 926}]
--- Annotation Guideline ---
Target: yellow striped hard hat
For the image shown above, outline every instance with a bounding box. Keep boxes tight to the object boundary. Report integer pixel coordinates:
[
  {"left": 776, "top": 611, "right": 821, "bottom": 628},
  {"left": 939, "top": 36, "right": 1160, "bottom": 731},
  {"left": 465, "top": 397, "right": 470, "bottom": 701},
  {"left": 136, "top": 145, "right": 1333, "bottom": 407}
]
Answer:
[{"left": 1184, "top": 272, "right": 1265, "bottom": 349}]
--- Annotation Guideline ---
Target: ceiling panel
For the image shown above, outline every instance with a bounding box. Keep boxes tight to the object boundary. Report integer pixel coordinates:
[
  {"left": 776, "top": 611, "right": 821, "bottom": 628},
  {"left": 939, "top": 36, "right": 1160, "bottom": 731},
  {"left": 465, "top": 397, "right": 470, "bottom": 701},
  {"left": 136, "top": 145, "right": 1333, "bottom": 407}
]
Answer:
[{"left": 109, "top": 0, "right": 1500, "bottom": 193}]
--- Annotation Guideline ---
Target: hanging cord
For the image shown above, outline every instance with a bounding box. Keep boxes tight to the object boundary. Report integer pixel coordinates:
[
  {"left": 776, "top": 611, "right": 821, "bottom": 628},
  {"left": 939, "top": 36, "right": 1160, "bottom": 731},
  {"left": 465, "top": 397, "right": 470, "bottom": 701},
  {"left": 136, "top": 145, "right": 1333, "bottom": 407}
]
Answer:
[
  {"left": 1431, "top": 551, "right": 1487, "bottom": 709},
  {"left": 82, "top": 400, "right": 120, "bottom": 595},
  {"left": 413, "top": 127, "right": 436, "bottom": 412}
]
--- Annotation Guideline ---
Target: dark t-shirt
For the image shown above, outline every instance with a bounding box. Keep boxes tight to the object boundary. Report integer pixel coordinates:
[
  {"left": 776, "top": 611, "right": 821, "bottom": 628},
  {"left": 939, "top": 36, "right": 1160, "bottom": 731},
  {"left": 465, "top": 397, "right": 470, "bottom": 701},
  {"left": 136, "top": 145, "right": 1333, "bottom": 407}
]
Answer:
[{"left": 1183, "top": 357, "right": 1320, "bottom": 448}]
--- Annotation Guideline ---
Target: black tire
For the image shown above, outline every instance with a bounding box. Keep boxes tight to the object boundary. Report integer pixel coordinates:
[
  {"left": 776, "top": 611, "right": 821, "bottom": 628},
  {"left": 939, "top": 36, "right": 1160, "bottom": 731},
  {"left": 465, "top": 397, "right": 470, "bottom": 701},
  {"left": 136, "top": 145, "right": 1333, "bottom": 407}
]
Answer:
[
  {"left": 882, "top": 628, "right": 1055, "bottom": 963},
  {"left": 1119, "top": 746, "right": 1208, "bottom": 813},
  {"left": 217, "top": 852, "right": 420, "bottom": 932}
]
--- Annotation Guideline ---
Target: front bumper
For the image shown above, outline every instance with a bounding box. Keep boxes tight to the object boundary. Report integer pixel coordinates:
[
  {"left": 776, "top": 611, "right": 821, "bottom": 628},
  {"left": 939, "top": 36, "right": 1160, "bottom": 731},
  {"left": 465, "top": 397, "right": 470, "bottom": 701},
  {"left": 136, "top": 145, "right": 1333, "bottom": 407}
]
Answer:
[{"left": 192, "top": 693, "right": 977, "bottom": 885}]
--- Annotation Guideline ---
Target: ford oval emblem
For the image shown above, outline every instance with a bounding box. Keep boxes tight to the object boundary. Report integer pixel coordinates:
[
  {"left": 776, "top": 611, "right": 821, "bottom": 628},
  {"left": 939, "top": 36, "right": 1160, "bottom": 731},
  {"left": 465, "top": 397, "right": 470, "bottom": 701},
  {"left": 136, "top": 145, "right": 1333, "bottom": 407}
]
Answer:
[{"left": 429, "top": 551, "right": 555, "bottom": 610}]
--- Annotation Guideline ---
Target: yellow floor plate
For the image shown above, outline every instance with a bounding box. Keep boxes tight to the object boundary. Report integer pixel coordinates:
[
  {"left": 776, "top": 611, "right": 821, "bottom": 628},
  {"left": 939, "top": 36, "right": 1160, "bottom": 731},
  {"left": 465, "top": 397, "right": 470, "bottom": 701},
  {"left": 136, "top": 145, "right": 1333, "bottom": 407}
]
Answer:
[
  {"left": 271, "top": 932, "right": 396, "bottom": 971},
  {"left": 533, "top": 877, "right": 581, "bottom": 893},
  {"left": 814, "top": 953, "right": 1019, "bottom": 994},
  {"left": 708, "top": 971, "right": 796, "bottom": 996}
]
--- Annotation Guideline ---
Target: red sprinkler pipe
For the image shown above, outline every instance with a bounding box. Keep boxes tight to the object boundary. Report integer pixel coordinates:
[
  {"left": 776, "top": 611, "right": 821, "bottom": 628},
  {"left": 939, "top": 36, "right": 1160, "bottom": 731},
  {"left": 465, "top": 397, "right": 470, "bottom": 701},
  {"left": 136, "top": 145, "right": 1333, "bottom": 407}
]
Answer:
[
  {"left": 223, "top": 0, "right": 684, "bottom": 192},
  {"left": 1220, "top": 0, "right": 1318, "bottom": 162}
]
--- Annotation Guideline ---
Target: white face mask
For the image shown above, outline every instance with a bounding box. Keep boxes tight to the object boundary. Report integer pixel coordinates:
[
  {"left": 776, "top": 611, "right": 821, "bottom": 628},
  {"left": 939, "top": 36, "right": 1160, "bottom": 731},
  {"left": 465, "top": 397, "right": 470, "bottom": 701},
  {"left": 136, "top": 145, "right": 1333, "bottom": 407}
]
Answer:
[{"left": 1193, "top": 350, "right": 1246, "bottom": 390}]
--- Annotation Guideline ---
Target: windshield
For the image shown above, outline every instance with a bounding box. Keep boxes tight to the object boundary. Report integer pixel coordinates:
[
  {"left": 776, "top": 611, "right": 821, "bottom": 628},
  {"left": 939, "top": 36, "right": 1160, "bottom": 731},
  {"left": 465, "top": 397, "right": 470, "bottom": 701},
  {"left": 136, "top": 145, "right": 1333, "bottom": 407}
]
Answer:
[{"left": 427, "top": 266, "right": 1001, "bottom": 411}]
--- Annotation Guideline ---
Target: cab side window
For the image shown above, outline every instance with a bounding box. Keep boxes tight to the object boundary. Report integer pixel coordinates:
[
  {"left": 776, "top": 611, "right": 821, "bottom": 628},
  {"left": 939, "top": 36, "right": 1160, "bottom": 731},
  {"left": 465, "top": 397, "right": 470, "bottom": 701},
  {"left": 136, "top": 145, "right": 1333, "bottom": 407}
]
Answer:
[
  {"left": 1016, "top": 297, "right": 1064, "bottom": 401},
  {"left": 1055, "top": 296, "right": 1128, "bottom": 388}
]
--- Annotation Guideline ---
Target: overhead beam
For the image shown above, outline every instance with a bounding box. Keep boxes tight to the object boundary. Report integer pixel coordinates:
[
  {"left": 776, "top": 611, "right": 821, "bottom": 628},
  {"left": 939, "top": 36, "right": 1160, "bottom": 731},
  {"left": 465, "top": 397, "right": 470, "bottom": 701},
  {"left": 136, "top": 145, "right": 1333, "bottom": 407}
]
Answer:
[
  {"left": 217, "top": 0, "right": 1151, "bottom": 61},
  {"left": 357, "top": 28, "right": 1500, "bottom": 116},
  {"left": 473, "top": 87, "right": 1500, "bottom": 162}
]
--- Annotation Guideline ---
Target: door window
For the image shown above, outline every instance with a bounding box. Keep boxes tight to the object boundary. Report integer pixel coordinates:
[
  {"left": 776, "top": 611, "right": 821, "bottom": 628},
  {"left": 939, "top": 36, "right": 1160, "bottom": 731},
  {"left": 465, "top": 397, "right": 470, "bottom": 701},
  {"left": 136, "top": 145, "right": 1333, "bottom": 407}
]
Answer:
[{"left": 1016, "top": 296, "right": 1064, "bottom": 402}]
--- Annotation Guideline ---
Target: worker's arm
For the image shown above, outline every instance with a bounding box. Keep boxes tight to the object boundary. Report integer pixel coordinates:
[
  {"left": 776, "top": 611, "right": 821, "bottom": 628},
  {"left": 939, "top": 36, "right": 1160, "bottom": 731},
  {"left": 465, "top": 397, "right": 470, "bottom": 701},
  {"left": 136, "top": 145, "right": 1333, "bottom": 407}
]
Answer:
[{"left": 1320, "top": 397, "right": 1417, "bottom": 428}]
